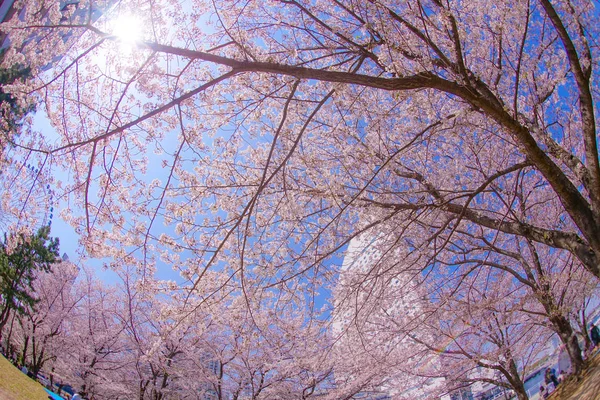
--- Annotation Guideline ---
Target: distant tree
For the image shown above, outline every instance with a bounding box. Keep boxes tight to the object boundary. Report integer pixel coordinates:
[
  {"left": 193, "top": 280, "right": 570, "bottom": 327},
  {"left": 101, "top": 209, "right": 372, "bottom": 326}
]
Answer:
[
  {"left": 0, "top": 226, "right": 59, "bottom": 339},
  {"left": 0, "top": 51, "right": 33, "bottom": 159},
  {"left": 423, "top": 269, "right": 550, "bottom": 400},
  {"left": 53, "top": 269, "right": 131, "bottom": 400},
  {"left": 14, "top": 258, "right": 81, "bottom": 376}
]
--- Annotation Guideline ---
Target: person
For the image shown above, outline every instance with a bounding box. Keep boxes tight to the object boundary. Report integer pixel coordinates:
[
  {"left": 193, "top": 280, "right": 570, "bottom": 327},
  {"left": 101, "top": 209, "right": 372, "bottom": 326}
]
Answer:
[
  {"left": 551, "top": 368, "right": 559, "bottom": 386},
  {"left": 544, "top": 367, "right": 559, "bottom": 393},
  {"left": 21, "top": 364, "right": 28, "bottom": 376},
  {"left": 545, "top": 367, "right": 559, "bottom": 390},
  {"left": 591, "top": 323, "right": 600, "bottom": 347}
]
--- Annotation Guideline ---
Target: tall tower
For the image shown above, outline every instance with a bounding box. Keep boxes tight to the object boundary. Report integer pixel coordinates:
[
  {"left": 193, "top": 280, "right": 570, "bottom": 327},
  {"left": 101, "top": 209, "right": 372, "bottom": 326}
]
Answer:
[{"left": 333, "top": 233, "right": 447, "bottom": 399}]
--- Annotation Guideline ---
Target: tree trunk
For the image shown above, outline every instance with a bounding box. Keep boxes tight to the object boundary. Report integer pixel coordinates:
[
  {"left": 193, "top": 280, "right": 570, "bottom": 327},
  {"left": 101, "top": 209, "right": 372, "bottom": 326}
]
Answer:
[
  {"left": 139, "top": 380, "right": 149, "bottom": 400},
  {"left": 551, "top": 315, "right": 584, "bottom": 375},
  {"left": 536, "top": 284, "right": 584, "bottom": 376},
  {"left": 513, "top": 387, "right": 529, "bottom": 400},
  {"left": 31, "top": 347, "right": 44, "bottom": 377},
  {"left": 3, "top": 311, "right": 15, "bottom": 351},
  {"left": 0, "top": 306, "right": 12, "bottom": 341},
  {"left": 506, "top": 359, "right": 529, "bottom": 400},
  {"left": 20, "top": 335, "right": 29, "bottom": 366}
]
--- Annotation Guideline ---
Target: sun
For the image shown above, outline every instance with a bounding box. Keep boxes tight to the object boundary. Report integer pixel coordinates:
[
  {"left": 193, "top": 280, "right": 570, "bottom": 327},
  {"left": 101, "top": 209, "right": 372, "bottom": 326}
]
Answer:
[{"left": 111, "top": 14, "right": 143, "bottom": 45}]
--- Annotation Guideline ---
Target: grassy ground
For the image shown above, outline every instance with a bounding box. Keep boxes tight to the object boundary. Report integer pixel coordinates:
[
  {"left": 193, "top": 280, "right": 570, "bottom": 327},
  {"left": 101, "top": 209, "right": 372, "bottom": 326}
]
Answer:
[
  {"left": 548, "top": 352, "right": 600, "bottom": 400},
  {"left": 0, "top": 355, "right": 49, "bottom": 400}
]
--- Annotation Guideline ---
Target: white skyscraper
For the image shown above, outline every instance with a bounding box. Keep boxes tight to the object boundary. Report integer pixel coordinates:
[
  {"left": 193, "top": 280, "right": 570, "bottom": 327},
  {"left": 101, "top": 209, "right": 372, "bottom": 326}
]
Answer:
[{"left": 332, "top": 233, "right": 448, "bottom": 400}]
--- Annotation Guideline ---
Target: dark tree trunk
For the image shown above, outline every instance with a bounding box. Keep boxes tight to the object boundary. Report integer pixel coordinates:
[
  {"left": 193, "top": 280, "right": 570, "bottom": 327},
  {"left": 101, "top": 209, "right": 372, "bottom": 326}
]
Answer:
[
  {"left": 20, "top": 335, "right": 29, "bottom": 366},
  {"left": 0, "top": 306, "right": 12, "bottom": 341},
  {"left": 31, "top": 347, "right": 44, "bottom": 377},
  {"left": 551, "top": 314, "right": 584, "bottom": 375},
  {"left": 535, "top": 281, "right": 584, "bottom": 376},
  {"left": 3, "top": 311, "right": 15, "bottom": 351},
  {"left": 505, "top": 358, "right": 529, "bottom": 400}
]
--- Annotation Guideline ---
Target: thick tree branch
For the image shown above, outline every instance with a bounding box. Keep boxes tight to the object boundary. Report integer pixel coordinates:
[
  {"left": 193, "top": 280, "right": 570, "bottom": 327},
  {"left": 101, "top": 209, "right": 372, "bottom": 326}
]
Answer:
[{"left": 539, "top": 0, "right": 600, "bottom": 217}]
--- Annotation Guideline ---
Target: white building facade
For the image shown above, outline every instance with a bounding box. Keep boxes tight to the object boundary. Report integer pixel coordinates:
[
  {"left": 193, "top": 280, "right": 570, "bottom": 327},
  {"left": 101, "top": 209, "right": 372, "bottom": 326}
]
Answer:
[{"left": 333, "top": 233, "right": 449, "bottom": 400}]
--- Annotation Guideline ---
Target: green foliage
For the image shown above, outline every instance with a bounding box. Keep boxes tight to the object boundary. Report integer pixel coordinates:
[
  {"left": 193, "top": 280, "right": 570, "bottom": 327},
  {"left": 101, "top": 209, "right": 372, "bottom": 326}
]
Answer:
[
  {"left": 0, "top": 51, "right": 34, "bottom": 146},
  {"left": 0, "top": 227, "right": 59, "bottom": 321}
]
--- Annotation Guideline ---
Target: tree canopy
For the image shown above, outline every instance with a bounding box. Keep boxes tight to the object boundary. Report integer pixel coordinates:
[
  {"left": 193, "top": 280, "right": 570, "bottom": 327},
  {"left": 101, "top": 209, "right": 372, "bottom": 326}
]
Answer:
[
  {"left": 0, "top": 0, "right": 596, "bottom": 283},
  {"left": 0, "top": 226, "right": 60, "bottom": 336},
  {"left": 0, "top": 0, "right": 598, "bottom": 398},
  {"left": 0, "top": 51, "right": 33, "bottom": 156}
]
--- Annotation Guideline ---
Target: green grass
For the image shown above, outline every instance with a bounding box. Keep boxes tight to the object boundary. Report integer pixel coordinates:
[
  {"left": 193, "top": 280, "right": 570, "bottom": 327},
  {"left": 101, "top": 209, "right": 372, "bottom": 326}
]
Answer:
[{"left": 0, "top": 355, "right": 49, "bottom": 400}]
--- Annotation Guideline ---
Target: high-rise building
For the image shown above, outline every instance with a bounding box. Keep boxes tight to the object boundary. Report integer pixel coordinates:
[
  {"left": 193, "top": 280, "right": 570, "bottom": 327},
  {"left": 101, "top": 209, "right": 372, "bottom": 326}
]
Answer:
[
  {"left": 334, "top": 233, "right": 531, "bottom": 400},
  {"left": 333, "top": 233, "right": 448, "bottom": 400}
]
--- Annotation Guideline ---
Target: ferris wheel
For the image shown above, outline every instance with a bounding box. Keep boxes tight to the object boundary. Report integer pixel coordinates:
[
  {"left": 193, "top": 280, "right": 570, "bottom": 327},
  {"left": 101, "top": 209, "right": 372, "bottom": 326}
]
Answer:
[{"left": 0, "top": 161, "right": 55, "bottom": 237}]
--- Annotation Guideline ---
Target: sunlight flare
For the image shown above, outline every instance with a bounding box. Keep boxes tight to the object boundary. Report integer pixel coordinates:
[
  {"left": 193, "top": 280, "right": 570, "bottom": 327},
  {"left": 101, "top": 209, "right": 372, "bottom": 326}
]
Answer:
[{"left": 111, "top": 13, "right": 143, "bottom": 45}]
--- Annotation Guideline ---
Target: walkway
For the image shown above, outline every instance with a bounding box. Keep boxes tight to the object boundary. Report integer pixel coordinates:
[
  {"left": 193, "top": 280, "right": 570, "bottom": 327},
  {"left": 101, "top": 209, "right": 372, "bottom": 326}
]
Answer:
[{"left": 550, "top": 353, "right": 600, "bottom": 400}]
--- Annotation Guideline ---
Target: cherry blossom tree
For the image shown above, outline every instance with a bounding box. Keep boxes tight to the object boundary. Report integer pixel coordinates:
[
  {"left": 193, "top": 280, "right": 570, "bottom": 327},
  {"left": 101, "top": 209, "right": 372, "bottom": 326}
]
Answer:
[
  {"left": 0, "top": 0, "right": 596, "bottom": 293},
  {"left": 425, "top": 273, "right": 548, "bottom": 400},
  {"left": 192, "top": 292, "right": 338, "bottom": 400},
  {"left": 420, "top": 225, "right": 591, "bottom": 375},
  {"left": 47, "top": 268, "right": 130, "bottom": 399},
  {"left": 14, "top": 256, "right": 81, "bottom": 377},
  {"left": 113, "top": 268, "right": 341, "bottom": 400},
  {"left": 0, "top": 0, "right": 599, "bottom": 396},
  {"left": 334, "top": 236, "right": 536, "bottom": 399},
  {"left": 110, "top": 272, "right": 193, "bottom": 400}
]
